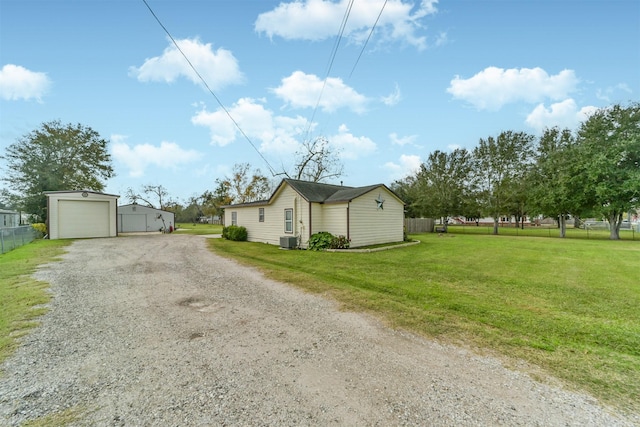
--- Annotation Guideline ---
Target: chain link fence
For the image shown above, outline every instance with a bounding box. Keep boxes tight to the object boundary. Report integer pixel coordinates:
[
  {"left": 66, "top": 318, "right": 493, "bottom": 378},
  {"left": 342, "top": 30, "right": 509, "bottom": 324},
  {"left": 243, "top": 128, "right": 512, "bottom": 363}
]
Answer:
[{"left": 1, "top": 226, "right": 38, "bottom": 254}]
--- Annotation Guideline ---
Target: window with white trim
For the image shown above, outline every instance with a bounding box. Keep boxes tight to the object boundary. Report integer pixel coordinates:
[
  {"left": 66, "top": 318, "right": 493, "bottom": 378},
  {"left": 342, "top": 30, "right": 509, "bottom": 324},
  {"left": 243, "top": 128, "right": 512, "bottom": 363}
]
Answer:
[
  {"left": 231, "top": 211, "right": 237, "bottom": 226},
  {"left": 259, "top": 208, "right": 264, "bottom": 222},
  {"left": 284, "top": 208, "right": 293, "bottom": 233}
]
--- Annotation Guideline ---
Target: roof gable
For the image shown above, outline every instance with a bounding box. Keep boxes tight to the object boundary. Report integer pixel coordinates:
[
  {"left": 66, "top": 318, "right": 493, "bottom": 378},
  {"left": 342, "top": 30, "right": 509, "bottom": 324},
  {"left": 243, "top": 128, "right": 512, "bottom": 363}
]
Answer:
[
  {"left": 226, "top": 179, "right": 404, "bottom": 208},
  {"left": 282, "top": 179, "right": 353, "bottom": 203}
]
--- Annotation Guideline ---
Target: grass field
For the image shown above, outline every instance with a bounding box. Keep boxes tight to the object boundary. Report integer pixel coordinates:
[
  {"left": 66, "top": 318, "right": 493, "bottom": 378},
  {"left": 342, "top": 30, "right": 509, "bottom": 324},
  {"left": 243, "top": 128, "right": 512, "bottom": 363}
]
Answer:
[
  {"left": 208, "top": 233, "right": 640, "bottom": 412},
  {"left": 446, "top": 224, "right": 638, "bottom": 240},
  {"left": 0, "top": 239, "right": 70, "bottom": 367},
  {"left": 174, "top": 223, "right": 223, "bottom": 235}
]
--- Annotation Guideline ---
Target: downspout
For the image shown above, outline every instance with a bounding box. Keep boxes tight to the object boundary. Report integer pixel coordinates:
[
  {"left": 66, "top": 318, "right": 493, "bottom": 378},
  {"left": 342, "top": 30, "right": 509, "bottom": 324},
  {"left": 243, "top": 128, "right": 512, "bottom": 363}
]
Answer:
[
  {"left": 308, "top": 202, "right": 312, "bottom": 240},
  {"left": 346, "top": 203, "right": 350, "bottom": 242}
]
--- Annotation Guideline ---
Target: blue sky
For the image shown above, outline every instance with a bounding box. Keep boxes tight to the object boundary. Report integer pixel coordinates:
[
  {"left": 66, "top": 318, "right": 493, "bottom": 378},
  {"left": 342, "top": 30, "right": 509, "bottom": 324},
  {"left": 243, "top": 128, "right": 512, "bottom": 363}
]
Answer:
[{"left": 1, "top": 0, "right": 638, "bottom": 203}]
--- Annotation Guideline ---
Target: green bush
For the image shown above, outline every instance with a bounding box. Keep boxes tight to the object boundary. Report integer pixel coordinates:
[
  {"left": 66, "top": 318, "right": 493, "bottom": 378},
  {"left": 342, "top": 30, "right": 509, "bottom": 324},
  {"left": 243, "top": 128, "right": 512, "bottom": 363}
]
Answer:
[
  {"left": 331, "top": 235, "right": 350, "bottom": 249},
  {"left": 308, "top": 232, "right": 350, "bottom": 250},
  {"left": 222, "top": 225, "right": 248, "bottom": 241},
  {"left": 31, "top": 223, "right": 47, "bottom": 237}
]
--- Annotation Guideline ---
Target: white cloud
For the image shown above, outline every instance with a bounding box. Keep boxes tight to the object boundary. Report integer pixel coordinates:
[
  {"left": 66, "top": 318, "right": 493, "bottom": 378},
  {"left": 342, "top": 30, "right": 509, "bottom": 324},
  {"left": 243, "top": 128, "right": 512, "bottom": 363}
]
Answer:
[
  {"left": 596, "top": 83, "right": 633, "bottom": 103},
  {"left": 389, "top": 132, "right": 417, "bottom": 146},
  {"left": 111, "top": 137, "right": 202, "bottom": 177},
  {"left": 129, "top": 37, "right": 243, "bottom": 90},
  {"left": 255, "top": 0, "right": 439, "bottom": 50},
  {"left": 191, "top": 98, "right": 309, "bottom": 154},
  {"left": 0, "top": 64, "right": 51, "bottom": 101},
  {"left": 272, "top": 71, "right": 368, "bottom": 113},
  {"left": 447, "top": 67, "right": 579, "bottom": 111},
  {"left": 329, "top": 124, "right": 376, "bottom": 159},
  {"left": 525, "top": 99, "right": 598, "bottom": 133},
  {"left": 381, "top": 83, "right": 402, "bottom": 106},
  {"left": 384, "top": 154, "right": 422, "bottom": 180}
]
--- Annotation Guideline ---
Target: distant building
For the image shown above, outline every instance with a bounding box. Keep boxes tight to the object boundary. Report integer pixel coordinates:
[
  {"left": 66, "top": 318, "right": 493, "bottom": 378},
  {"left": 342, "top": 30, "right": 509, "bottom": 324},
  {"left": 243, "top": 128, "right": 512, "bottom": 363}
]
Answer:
[{"left": 0, "top": 209, "right": 20, "bottom": 228}]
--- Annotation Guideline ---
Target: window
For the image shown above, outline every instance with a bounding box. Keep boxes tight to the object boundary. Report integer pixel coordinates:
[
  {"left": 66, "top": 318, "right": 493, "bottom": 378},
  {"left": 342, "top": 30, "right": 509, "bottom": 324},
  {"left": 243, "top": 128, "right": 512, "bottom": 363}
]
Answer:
[
  {"left": 231, "top": 211, "right": 237, "bottom": 226},
  {"left": 284, "top": 209, "right": 293, "bottom": 233},
  {"left": 259, "top": 208, "right": 265, "bottom": 222}
]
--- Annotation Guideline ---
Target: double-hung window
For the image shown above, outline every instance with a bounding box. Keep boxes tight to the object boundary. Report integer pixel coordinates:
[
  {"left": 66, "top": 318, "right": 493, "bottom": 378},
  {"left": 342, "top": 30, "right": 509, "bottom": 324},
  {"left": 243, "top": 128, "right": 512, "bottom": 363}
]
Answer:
[
  {"left": 231, "top": 211, "right": 237, "bottom": 226},
  {"left": 284, "top": 209, "right": 293, "bottom": 233},
  {"left": 259, "top": 208, "right": 265, "bottom": 222}
]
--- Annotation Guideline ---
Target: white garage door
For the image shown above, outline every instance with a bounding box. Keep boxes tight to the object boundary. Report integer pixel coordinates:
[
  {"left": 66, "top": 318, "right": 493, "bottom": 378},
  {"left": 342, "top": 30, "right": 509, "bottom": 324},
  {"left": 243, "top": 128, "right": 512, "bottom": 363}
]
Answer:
[
  {"left": 119, "top": 214, "right": 147, "bottom": 232},
  {"left": 58, "top": 200, "right": 110, "bottom": 238}
]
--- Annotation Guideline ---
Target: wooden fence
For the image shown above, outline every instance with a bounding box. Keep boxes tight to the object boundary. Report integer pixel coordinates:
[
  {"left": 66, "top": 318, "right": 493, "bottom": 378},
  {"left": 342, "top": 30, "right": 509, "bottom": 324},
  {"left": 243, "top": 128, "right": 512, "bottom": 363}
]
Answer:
[{"left": 404, "top": 218, "right": 435, "bottom": 233}]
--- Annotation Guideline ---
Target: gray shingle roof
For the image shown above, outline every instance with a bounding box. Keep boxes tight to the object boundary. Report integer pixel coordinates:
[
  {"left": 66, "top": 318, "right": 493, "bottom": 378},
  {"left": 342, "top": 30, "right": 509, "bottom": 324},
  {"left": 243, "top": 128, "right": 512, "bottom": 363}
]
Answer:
[{"left": 225, "top": 179, "right": 403, "bottom": 207}]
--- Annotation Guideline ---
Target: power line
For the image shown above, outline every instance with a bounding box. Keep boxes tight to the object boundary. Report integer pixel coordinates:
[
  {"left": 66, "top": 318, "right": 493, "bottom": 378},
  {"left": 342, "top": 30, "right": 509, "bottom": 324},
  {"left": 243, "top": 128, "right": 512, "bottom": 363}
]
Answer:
[
  {"left": 141, "top": 0, "right": 278, "bottom": 177},
  {"left": 349, "top": 0, "right": 388, "bottom": 79},
  {"left": 303, "top": 0, "right": 355, "bottom": 143}
]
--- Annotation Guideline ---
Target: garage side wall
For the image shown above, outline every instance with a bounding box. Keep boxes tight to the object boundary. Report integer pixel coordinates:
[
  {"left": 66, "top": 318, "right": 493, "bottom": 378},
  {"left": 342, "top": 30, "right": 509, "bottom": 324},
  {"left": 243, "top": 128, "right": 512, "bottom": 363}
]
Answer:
[{"left": 47, "top": 192, "right": 118, "bottom": 239}]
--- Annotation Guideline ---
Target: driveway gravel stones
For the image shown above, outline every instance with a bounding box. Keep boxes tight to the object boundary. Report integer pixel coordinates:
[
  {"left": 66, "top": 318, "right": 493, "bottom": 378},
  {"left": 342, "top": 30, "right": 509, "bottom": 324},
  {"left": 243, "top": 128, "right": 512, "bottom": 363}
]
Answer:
[{"left": 1, "top": 234, "right": 637, "bottom": 426}]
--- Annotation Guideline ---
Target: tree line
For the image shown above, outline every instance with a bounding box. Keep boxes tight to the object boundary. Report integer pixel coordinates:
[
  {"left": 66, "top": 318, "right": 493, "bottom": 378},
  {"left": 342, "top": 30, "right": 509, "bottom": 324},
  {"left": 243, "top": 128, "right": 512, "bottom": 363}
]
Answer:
[{"left": 391, "top": 103, "right": 639, "bottom": 240}]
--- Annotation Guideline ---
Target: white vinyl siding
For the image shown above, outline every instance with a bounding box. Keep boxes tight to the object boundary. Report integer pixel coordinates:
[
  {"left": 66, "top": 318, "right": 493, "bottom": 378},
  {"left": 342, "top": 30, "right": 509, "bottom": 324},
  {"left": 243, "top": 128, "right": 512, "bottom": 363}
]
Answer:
[
  {"left": 221, "top": 182, "right": 404, "bottom": 249},
  {"left": 348, "top": 187, "right": 404, "bottom": 247},
  {"left": 319, "top": 203, "right": 348, "bottom": 237}
]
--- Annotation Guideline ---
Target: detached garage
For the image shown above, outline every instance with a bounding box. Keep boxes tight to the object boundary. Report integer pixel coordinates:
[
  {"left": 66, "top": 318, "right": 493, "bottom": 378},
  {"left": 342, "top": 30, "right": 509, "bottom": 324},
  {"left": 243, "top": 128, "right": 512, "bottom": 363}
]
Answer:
[
  {"left": 118, "top": 204, "right": 175, "bottom": 233},
  {"left": 45, "top": 191, "right": 119, "bottom": 239}
]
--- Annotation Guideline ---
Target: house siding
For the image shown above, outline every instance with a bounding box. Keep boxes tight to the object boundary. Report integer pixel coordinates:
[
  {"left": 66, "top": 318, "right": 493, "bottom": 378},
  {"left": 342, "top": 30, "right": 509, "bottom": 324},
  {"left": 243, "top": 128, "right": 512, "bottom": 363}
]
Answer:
[
  {"left": 319, "top": 203, "right": 349, "bottom": 238},
  {"left": 223, "top": 180, "right": 405, "bottom": 249},
  {"left": 348, "top": 187, "right": 404, "bottom": 247},
  {"left": 226, "top": 186, "right": 310, "bottom": 246}
]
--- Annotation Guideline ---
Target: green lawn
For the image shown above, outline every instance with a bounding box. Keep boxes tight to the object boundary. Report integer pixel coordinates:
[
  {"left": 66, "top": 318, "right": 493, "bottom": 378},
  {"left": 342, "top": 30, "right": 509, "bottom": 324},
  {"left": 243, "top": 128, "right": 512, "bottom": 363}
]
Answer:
[
  {"left": 174, "top": 223, "right": 223, "bottom": 235},
  {"left": 0, "top": 239, "right": 70, "bottom": 366},
  {"left": 208, "top": 233, "right": 640, "bottom": 412},
  {"left": 446, "top": 224, "right": 639, "bottom": 240}
]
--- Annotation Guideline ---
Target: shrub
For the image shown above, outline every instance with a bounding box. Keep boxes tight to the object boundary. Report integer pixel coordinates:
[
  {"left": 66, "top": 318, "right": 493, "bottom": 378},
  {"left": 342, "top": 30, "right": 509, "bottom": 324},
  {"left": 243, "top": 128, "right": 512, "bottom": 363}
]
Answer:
[
  {"left": 308, "top": 232, "right": 334, "bottom": 251},
  {"left": 31, "top": 223, "right": 47, "bottom": 237},
  {"left": 308, "top": 232, "right": 350, "bottom": 250},
  {"left": 222, "top": 225, "right": 248, "bottom": 241},
  {"left": 331, "top": 235, "right": 350, "bottom": 249}
]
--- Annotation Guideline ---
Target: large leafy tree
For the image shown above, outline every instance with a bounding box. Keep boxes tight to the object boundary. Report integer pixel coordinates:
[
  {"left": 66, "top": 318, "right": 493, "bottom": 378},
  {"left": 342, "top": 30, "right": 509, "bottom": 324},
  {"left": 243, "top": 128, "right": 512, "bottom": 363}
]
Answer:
[
  {"left": 414, "top": 148, "right": 472, "bottom": 228},
  {"left": 470, "top": 131, "right": 535, "bottom": 234},
  {"left": 574, "top": 103, "right": 640, "bottom": 240},
  {"left": 1, "top": 120, "right": 114, "bottom": 222},
  {"left": 528, "top": 127, "right": 579, "bottom": 237},
  {"left": 221, "top": 163, "right": 271, "bottom": 204}
]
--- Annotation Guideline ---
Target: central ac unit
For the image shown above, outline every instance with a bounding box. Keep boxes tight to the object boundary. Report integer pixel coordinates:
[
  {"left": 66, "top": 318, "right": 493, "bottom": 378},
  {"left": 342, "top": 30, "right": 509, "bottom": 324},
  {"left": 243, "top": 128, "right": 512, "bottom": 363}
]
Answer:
[{"left": 279, "top": 236, "right": 297, "bottom": 249}]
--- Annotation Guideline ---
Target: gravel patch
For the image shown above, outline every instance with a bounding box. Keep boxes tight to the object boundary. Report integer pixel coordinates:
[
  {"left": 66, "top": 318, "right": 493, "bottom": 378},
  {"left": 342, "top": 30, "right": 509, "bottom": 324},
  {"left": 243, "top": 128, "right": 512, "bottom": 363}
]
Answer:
[{"left": 1, "top": 234, "right": 637, "bottom": 426}]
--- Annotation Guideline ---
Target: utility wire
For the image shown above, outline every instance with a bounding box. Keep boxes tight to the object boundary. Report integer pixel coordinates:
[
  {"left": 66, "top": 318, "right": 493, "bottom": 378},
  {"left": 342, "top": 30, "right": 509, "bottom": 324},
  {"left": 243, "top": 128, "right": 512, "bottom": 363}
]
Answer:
[
  {"left": 302, "top": 0, "right": 355, "bottom": 143},
  {"left": 349, "top": 0, "right": 387, "bottom": 79},
  {"left": 141, "top": 0, "right": 278, "bottom": 177}
]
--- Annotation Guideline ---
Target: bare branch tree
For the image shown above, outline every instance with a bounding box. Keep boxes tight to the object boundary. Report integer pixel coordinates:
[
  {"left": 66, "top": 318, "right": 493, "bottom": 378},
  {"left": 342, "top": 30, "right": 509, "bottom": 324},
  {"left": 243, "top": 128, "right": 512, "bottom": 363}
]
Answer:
[{"left": 293, "top": 136, "right": 343, "bottom": 183}]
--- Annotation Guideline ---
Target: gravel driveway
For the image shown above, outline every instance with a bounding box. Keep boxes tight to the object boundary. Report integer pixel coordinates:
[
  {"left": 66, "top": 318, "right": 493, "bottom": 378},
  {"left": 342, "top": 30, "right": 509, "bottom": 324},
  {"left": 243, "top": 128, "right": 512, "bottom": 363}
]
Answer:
[{"left": 0, "top": 234, "right": 636, "bottom": 426}]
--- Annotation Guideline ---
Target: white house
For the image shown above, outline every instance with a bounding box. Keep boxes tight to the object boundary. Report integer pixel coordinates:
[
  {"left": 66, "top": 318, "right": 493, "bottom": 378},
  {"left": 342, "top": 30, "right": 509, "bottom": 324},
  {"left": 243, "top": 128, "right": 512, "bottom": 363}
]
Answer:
[
  {"left": 223, "top": 179, "right": 405, "bottom": 249},
  {"left": 45, "top": 191, "right": 119, "bottom": 239},
  {"left": 0, "top": 209, "right": 20, "bottom": 228},
  {"left": 118, "top": 204, "right": 175, "bottom": 233}
]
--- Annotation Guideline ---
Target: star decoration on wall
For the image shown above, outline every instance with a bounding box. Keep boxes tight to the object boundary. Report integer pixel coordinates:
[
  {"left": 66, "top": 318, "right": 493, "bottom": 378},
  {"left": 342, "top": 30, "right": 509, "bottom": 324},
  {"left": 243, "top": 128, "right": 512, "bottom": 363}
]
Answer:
[{"left": 375, "top": 194, "right": 385, "bottom": 210}]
